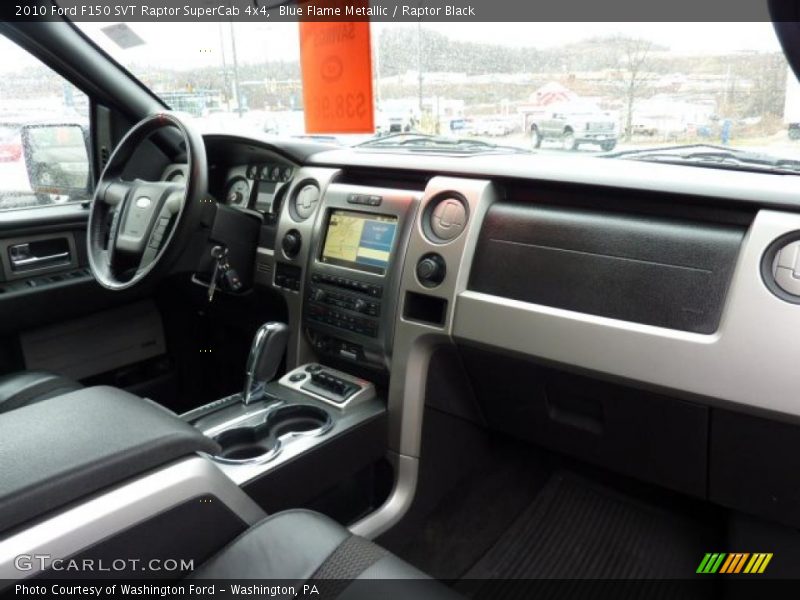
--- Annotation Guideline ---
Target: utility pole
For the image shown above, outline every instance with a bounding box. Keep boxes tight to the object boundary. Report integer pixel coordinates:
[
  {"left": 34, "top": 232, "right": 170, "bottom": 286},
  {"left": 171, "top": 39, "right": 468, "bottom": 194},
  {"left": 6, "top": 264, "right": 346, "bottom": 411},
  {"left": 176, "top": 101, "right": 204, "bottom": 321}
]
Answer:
[
  {"left": 229, "top": 21, "right": 243, "bottom": 117},
  {"left": 218, "top": 22, "right": 230, "bottom": 111},
  {"left": 417, "top": 21, "right": 423, "bottom": 123}
]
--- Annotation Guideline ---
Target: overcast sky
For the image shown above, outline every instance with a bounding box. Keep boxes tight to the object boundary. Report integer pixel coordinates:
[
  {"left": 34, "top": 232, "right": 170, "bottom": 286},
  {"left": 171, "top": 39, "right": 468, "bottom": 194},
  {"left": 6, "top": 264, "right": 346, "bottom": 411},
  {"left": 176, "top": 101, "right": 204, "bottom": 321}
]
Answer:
[{"left": 0, "top": 21, "right": 785, "bottom": 74}]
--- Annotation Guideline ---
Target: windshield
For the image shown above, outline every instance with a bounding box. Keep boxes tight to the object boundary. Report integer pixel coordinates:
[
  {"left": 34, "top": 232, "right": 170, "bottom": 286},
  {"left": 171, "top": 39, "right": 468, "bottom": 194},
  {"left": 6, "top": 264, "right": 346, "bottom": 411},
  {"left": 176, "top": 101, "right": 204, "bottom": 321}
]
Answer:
[{"left": 75, "top": 21, "right": 800, "bottom": 165}]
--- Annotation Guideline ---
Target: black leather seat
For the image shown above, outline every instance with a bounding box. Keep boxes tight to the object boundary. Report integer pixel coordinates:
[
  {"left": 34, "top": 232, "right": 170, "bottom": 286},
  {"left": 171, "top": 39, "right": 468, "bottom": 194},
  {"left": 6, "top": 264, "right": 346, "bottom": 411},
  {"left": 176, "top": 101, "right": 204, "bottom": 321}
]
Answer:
[
  {"left": 191, "top": 509, "right": 461, "bottom": 599},
  {"left": 0, "top": 371, "right": 83, "bottom": 414}
]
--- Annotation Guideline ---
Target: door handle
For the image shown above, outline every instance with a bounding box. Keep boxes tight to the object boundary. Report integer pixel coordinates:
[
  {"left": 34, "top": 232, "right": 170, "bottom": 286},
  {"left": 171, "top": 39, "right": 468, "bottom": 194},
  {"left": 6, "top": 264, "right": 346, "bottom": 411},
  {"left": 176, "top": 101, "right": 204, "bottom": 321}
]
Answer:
[
  {"left": 9, "top": 242, "right": 70, "bottom": 270},
  {"left": 10, "top": 252, "right": 70, "bottom": 267}
]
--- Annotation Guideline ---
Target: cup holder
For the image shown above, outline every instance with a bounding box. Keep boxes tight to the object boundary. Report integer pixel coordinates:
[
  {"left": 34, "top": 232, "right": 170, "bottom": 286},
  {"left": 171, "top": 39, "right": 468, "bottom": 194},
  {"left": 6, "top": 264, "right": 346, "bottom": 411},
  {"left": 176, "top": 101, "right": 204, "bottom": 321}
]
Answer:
[
  {"left": 214, "top": 427, "right": 275, "bottom": 461},
  {"left": 212, "top": 404, "right": 332, "bottom": 464}
]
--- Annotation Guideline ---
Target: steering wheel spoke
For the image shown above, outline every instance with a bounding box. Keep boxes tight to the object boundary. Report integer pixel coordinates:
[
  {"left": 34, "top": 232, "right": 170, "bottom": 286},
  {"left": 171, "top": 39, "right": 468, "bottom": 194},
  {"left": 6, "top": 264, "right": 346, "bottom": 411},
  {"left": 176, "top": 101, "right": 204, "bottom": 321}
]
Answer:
[{"left": 97, "top": 178, "right": 133, "bottom": 206}]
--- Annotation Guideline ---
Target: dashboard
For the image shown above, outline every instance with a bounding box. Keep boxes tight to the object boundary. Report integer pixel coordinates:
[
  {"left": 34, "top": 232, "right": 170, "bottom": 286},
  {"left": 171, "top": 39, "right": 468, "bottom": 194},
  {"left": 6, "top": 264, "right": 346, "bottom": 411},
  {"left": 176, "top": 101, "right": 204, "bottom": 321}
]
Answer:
[
  {"left": 154, "top": 131, "right": 800, "bottom": 534},
  {"left": 183, "top": 134, "right": 800, "bottom": 458}
]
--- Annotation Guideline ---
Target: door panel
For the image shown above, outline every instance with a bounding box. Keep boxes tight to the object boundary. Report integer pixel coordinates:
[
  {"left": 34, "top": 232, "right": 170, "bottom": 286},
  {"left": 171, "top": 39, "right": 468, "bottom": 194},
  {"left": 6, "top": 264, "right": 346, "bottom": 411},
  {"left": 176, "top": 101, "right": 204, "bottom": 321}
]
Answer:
[{"left": 0, "top": 207, "right": 154, "bottom": 376}]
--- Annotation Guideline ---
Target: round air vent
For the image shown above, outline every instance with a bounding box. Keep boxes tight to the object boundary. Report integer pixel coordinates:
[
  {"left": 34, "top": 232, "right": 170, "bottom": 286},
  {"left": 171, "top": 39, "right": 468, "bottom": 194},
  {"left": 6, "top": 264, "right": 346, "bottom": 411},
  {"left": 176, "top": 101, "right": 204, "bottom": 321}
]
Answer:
[
  {"left": 424, "top": 194, "right": 468, "bottom": 243},
  {"left": 292, "top": 181, "right": 320, "bottom": 221},
  {"left": 762, "top": 232, "right": 800, "bottom": 303}
]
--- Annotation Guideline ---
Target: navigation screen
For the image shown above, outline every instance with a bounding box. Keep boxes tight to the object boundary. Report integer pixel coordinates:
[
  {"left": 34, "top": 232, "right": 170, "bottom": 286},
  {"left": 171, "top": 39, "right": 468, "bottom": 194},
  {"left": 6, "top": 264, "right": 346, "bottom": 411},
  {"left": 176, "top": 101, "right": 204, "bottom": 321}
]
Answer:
[{"left": 320, "top": 210, "right": 398, "bottom": 275}]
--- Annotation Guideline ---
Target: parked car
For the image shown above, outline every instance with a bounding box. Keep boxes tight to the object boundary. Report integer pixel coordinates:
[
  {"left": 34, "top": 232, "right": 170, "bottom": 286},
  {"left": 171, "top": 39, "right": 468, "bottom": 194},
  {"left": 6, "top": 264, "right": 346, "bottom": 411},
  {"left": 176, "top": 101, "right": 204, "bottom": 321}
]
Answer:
[
  {"left": 471, "top": 116, "right": 516, "bottom": 137},
  {"left": 526, "top": 101, "right": 618, "bottom": 151}
]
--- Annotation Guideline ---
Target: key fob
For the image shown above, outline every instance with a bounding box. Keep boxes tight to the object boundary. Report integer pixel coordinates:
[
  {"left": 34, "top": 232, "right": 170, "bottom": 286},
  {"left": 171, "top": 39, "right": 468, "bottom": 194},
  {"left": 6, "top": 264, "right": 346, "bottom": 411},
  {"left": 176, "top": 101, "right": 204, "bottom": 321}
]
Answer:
[{"left": 223, "top": 268, "right": 243, "bottom": 292}]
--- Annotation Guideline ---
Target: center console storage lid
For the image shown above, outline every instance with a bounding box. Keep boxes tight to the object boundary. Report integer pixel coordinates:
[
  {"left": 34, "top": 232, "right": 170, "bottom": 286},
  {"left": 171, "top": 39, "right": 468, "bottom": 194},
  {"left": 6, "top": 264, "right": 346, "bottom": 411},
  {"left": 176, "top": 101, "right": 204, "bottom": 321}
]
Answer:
[{"left": 0, "top": 386, "right": 219, "bottom": 534}]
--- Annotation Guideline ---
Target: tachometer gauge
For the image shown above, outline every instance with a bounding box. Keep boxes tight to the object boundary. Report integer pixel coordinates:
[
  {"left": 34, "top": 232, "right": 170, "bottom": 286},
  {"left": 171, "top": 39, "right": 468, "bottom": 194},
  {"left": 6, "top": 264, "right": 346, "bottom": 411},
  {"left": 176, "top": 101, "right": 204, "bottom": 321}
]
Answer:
[{"left": 225, "top": 176, "right": 250, "bottom": 208}]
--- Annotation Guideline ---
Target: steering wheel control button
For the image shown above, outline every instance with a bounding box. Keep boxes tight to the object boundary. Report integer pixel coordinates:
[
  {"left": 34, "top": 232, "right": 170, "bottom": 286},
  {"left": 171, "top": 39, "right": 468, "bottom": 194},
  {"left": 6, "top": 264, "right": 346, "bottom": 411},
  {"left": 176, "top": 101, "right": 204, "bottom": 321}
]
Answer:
[
  {"left": 416, "top": 253, "right": 446, "bottom": 287},
  {"left": 282, "top": 230, "right": 302, "bottom": 259},
  {"left": 147, "top": 217, "right": 171, "bottom": 249}
]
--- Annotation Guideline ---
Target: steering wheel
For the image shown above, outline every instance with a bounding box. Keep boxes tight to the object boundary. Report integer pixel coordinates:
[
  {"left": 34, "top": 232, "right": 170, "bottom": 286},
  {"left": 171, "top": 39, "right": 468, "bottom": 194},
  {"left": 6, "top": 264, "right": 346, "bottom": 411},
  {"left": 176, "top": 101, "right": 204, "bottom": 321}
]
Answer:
[{"left": 87, "top": 112, "right": 207, "bottom": 290}]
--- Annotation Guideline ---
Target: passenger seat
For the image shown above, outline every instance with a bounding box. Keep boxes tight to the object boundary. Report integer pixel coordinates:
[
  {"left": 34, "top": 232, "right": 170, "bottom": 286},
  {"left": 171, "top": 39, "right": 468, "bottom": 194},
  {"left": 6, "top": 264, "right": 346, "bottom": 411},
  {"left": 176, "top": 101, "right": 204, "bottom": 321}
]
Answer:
[{"left": 191, "top": 509, "right": 460, "bottom": 599}]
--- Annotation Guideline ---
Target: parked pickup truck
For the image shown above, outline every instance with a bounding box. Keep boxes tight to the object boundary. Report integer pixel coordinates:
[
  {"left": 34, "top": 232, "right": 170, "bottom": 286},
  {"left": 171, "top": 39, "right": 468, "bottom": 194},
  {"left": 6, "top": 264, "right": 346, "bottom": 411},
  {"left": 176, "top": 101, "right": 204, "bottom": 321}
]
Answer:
[{"left": 526, "top": 102, "right": 618, "bottom": 151}]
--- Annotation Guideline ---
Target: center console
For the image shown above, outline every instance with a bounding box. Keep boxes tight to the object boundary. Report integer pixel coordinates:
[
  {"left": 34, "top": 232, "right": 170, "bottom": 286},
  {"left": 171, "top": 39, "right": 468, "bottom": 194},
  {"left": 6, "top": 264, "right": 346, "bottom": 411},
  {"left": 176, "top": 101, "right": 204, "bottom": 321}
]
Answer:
[
  {"left": 186, "top": 373, "right": 385, "bottom": 489},
  {"left": 182, "top": 319, "right": 386, "bottom": 512},
  {"left": 302, "top": 184, "right": 420, "bottom": 369}
]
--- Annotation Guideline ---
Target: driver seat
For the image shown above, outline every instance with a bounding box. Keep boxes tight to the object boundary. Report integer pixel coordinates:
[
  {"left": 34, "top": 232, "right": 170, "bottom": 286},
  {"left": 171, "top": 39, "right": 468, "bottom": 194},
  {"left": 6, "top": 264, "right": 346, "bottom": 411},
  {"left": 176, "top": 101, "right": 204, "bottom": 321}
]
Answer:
[{"left": 0, "top": 371, "right": 83, "bottom": 414}]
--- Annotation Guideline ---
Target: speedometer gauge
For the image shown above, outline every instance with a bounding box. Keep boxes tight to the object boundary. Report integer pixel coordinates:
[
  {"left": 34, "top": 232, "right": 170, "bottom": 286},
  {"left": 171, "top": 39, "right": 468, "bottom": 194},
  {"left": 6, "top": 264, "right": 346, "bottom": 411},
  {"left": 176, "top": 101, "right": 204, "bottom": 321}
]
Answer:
[{"left": 225, "top": 176, "right": 250, "bottom": 208}]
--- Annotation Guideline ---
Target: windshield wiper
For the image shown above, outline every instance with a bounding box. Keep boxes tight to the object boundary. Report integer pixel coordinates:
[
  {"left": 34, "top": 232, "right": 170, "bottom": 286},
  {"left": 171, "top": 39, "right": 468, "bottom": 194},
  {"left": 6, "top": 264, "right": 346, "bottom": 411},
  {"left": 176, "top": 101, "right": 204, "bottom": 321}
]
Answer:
[
  {"left": 356, "top": 133, "right": 530, "bottom": 154},
  {"left": 606, "top": 144, "right": 800, "bottom": 174}
]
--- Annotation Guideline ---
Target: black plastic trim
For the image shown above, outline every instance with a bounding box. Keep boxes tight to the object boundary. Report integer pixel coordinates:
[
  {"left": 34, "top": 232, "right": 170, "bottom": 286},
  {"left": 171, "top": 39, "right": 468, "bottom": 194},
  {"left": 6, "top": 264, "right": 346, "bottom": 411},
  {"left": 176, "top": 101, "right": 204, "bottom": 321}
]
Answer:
[{"left": 469, "top": 202, "right": 746, "bottom": 334}]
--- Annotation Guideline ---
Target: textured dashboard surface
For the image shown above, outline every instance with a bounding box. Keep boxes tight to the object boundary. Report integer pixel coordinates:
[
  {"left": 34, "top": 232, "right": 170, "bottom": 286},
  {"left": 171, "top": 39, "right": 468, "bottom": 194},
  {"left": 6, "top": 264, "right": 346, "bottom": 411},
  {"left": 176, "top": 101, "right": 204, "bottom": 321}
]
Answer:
[{"left": 469, "top": 202, "right": 746, "bottom": 333}]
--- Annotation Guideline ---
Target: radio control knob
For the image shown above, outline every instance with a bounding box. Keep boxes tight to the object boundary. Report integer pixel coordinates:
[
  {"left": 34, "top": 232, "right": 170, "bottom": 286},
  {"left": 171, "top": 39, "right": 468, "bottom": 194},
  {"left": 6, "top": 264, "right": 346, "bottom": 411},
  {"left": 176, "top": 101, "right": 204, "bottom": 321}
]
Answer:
[
  {"left": 353, "top": 298, "right": 368, "bottom": 313},
  {"left": 416, "top": 254, "right": 446, "bottom": 287},
  {"left": 312, "top": 288, "right": 326, "bottom": 302}
]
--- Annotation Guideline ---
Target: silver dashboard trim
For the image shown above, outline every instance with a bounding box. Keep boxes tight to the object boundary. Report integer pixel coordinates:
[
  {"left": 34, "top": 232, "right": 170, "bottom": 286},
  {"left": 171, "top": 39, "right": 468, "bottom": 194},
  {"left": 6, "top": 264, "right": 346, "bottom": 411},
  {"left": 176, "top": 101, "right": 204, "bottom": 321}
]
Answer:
[
  {"left": 197, "top": 397, "right": 386, "bottom": 486},
  {"left": 278, "top": 364, "right": 376, "bottom": 409},
  {"left": 272, "top": 167, "right": 341, "bottom": 369},
  {"left": 350, "top": 452, "right": 418, "bottom": 539},
  {"left": 348, "top": 176, "right": 497, "bottom": 539}
]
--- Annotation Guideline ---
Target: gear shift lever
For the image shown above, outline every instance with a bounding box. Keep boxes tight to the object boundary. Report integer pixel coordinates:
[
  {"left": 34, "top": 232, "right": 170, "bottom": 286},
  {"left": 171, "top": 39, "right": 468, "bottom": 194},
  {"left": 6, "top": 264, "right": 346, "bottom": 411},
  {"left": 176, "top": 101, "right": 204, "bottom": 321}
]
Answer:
[{"left": 243, "top": 322, "right": 289, "bottom": 405}]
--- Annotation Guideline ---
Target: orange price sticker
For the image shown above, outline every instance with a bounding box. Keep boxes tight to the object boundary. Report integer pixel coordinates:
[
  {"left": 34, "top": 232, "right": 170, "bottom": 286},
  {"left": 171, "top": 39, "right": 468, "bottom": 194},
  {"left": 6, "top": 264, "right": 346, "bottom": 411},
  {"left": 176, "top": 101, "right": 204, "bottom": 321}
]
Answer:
[{"left": 299, "top": 21, "right": 374, "bottom": 134}]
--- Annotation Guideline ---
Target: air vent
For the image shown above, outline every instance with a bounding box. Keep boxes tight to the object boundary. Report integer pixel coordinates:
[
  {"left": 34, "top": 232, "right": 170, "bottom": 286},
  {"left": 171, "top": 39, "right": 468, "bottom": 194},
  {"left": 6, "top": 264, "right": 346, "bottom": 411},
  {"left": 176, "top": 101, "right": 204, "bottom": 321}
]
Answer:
[
  {"left": 291, "top": 181, "right": 320, "bottom": 221},
  {"left": 762, "top": 232, "right": 800, "bottom": 303},
  {"left": 336, "top": 169, "right": 428, "bottom": 191},
  {"left": 423, "top": 193, "right": 469, "bottom": 243}
]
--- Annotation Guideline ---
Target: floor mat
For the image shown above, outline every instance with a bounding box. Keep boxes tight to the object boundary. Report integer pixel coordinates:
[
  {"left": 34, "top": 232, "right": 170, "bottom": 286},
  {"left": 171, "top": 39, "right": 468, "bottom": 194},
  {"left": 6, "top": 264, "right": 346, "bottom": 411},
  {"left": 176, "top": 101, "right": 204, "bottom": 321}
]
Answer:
[
  {"left": 462, "top": 470, "right": 719, "bottom": 582},
  {"left": 395, "top": 445, "right": 549, "bottom": 579}
]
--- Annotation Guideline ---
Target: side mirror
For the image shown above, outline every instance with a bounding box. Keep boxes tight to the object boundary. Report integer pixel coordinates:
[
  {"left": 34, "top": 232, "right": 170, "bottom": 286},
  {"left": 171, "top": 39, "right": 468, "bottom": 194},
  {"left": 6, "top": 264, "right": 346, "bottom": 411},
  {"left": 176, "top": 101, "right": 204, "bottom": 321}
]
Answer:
[{"left": 20, "top": 124, "right": 91, "bottom": 203}]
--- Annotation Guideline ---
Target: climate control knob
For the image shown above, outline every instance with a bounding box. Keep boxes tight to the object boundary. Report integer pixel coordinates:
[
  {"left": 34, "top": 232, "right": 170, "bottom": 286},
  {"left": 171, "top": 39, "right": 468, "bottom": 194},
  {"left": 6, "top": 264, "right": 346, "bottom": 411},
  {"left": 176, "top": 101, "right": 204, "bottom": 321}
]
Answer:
[
  {"left": 416, "top": 253, "right": 446, "bottom": 287},
  {"left": 312, "top": 288, "right": 326, "bottom": 302},
  {"left": 353, "top": 298, "right": 368, "bottom": 313},
  {"left": 282, "top": 230, "right": 302, "bottom": 258}
]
